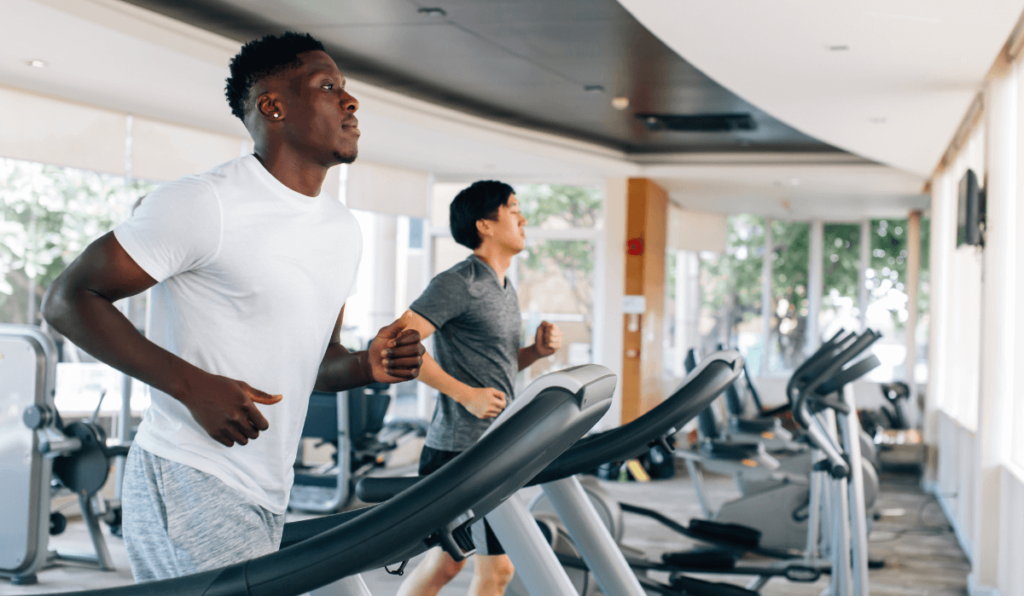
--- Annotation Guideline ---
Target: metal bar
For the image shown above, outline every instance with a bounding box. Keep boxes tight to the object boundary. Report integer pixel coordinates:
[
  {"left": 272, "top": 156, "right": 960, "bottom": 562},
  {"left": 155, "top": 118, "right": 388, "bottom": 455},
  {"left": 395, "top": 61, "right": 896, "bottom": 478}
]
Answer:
[
  {"left": 839, "top": 385, "right": 870, "bottom": 596},
  {"left": 685, "top": 458, "right": 713, "bottom": 519},
  {"left": 311, "top": 574, "right": 373, "bottom": 596},
  {"left": 486, "top": 493, "right": 580, "bottom": 596},
  {"left": 542, "top": 477, "right": 646, "bottom": 596}
]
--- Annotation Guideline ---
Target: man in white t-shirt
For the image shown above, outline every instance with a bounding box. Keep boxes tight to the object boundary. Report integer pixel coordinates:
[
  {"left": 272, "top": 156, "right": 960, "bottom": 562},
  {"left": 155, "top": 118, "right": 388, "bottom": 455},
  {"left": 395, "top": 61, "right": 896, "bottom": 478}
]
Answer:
[{"left": 41, "top": 32, "right": 424, "bottom": 582}]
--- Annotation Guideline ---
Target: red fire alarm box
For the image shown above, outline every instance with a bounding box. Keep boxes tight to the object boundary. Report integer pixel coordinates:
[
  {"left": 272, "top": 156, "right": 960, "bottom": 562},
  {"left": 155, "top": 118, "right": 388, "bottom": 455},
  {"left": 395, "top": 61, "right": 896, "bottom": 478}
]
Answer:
[{"left": 627, "top": 237, "right": 644, "bottom": 256}]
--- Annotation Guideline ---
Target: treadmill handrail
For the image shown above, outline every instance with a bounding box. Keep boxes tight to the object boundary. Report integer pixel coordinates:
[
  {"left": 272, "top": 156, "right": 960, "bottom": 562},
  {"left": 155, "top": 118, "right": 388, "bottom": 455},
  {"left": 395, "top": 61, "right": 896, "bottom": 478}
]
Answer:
[
  {"left": 358, "top": 352, "right": 743, "bottom": 502},
  {"left": 41, "top": 367, "right": 614, "bottom": 596},
  {"left": 528, "top": 350, "right": 743, "bottom": 485}
]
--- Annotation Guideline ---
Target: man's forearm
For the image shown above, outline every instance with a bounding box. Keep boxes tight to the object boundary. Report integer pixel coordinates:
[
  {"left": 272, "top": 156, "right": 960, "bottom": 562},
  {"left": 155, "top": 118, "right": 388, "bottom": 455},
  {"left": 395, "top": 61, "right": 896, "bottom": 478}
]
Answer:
[
  {"left": 518, "top": 345, "right": 542, "bottom": 371},
  {"left": 417, "top": 352, "right": 473, "bottom": 404},
  {"left": 315, "top": 343, "right": 375, "bottom": 392},
  {"left": 43, "top": 286, "right": 199, "bottom": 400}
]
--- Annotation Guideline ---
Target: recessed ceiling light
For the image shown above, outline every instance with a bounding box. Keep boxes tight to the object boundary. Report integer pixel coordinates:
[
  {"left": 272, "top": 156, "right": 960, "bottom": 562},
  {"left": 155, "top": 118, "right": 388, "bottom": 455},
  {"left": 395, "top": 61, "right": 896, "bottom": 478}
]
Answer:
[
  {"left": 828, "top": 45, "right": 849, "bottom": 52},
  {"left": 790, "top": 178, "right": 801, "bottom": 187},
  {"left": 870, "top": 117, "right": 887, "bottom": 124},
  {"left": 417, "top": 7, "right": 446, "bottom": 17},
  {"left": 584, "top": 85, "right": 605, "bottom": 94},
  {"left": 611, "top": 96, "right": 630, "bottom": 110},
  {"left": 27, "top": 59, "right": 47, "bottom": 68}
]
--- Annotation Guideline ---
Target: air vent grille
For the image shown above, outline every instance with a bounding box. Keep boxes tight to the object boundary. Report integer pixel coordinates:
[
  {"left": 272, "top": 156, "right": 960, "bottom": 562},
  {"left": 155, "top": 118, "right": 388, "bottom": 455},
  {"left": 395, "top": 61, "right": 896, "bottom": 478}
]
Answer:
[{"left": 637, "top": 113, "right": 756, "bottom": 132}]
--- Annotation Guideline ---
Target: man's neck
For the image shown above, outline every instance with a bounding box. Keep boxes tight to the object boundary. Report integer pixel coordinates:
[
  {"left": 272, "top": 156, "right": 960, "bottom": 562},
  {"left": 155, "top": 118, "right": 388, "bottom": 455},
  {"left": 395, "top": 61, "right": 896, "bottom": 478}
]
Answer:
[
  {"left": 473, "top": 246, "right": 515, "bottom": 285},
  {"left": 253, "top": 145, "right": 328, "bottom": 198}
]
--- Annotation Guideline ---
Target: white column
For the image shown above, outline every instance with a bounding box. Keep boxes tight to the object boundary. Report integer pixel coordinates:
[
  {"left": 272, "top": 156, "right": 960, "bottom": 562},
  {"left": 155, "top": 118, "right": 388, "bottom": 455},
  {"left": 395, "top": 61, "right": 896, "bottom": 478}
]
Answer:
[
  {"left": 858, "top": 220, "right": 871, "bottom": 331},
  {"left": 973, "top": 68, "right": 1018, "bottom": 591},
  {"left": 925, "top": 173, "right": 954, "bottom": 445},
  {"left": 370, "top": 215, "right": 398, "bottom": 333},
  {"left": 760, "top": 220, "right": 773, "bottom": 375},
  {"left": 595, "top": 177, "right": 627, "bottom": 430},
  {"left": 807, "top": 220, "right": 824, "bottom": 351}
]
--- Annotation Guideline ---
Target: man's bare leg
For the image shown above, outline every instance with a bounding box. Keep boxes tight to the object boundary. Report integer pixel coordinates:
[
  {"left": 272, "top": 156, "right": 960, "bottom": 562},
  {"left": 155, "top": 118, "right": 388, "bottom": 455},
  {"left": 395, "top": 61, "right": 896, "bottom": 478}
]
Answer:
[
  {"left": 396, "top": 547, "right": 468, "bottom": 596},
  {"left": 467, "top": 554, "right": 515, "bottom": 596}
]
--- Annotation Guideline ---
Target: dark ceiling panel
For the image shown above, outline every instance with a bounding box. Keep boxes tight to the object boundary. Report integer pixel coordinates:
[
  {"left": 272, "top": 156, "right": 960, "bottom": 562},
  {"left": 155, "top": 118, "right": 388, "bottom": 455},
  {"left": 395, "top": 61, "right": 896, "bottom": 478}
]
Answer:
[{"left": 123, "top": 0, "right": 840, "bottom": 154}]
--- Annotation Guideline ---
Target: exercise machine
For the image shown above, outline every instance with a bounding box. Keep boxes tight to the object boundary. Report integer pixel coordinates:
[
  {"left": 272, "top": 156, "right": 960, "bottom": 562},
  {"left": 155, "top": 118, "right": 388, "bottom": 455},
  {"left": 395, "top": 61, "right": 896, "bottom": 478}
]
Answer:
[
  {"left": 361, "top": 351, "right": 766, "bottom": 596},
  {"left": 29, "top": 364, "right": 616, "bottom": 596},
  {"left": 1, "top": 325, "right": 129, "bottom": 585},
  {"left": 290, "top": 383, "right": 426, "bottom": 513}
]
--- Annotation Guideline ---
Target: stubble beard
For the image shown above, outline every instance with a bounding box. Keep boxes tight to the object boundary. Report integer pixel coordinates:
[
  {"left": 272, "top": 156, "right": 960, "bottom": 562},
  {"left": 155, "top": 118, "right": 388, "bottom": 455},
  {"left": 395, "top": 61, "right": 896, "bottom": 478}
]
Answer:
[{"left": 334, "top": 148, "right": 358, "bottom": 165}]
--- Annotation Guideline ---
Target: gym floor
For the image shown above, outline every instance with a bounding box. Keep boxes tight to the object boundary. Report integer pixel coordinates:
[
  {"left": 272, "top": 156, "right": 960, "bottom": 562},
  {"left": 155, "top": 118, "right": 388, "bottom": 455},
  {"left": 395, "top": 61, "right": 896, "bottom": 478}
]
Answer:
[{"left": 7, "top": 467, "right": 967, "bottom": 596}]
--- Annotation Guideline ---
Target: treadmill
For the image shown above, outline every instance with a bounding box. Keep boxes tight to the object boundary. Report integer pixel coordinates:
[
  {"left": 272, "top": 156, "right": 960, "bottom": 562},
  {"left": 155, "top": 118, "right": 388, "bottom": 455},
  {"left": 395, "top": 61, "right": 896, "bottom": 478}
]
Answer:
[
  {"left": 359, "top": 350, "right": 763, "bottom": 596},
  {"left": 28, "top": 364, "right": 616, "bottom": 596}
]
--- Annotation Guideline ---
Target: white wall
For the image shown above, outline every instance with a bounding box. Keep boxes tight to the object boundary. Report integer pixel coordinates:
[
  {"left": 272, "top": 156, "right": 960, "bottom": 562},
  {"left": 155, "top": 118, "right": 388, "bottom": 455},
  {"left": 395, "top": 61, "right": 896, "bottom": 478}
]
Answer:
[{"left": 927, "top": 55, "right": 1024, "bottom": 596}]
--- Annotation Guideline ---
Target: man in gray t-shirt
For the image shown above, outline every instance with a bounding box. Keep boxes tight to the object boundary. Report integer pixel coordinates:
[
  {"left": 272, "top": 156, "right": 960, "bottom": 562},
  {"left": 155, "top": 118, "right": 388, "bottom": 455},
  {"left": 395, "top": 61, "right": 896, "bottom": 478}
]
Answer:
[{"left": 391, "top": 181, "right": 561, "bottom": 596}]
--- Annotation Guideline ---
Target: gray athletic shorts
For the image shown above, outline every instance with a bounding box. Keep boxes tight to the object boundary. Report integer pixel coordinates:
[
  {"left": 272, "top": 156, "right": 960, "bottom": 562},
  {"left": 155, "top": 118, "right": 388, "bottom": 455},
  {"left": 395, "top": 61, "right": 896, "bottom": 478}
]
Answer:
[{"left": 121, "top": 446, "right": 285, "bottom": 582}]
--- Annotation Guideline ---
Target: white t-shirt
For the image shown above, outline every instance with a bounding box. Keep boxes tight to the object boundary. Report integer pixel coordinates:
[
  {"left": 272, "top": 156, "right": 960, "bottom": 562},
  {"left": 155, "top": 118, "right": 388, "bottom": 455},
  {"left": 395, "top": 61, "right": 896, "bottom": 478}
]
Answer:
[{"left": 114, "top": 154, "right": 361, "bottom": 514}]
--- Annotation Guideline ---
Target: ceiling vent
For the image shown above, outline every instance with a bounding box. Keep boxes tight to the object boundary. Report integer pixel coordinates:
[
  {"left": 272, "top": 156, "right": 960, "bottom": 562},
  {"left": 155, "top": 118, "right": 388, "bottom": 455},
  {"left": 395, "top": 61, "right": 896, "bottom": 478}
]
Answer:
[{"left": 636, "top": 113, "right": 756, "bottom": 132}]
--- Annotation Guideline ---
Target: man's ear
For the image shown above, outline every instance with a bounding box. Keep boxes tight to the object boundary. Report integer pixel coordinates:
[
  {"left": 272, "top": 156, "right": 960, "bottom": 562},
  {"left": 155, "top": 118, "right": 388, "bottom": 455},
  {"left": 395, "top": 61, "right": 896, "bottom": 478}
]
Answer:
[
  {"left": 256, "top": 93, "right": 285, "bottom": 122},
  {"left": 476, "top": 218, "right": 492, "bottom": 239}
]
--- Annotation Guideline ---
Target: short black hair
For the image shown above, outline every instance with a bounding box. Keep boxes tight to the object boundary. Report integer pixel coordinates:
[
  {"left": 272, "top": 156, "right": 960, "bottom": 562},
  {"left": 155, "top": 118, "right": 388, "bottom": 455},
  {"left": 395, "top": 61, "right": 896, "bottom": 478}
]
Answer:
[
  {"left": 225, "top": 32, "right": 326, "bottom": 122},
  {"left": 449, "top": 181, "right": 516, "bottom": 249}
]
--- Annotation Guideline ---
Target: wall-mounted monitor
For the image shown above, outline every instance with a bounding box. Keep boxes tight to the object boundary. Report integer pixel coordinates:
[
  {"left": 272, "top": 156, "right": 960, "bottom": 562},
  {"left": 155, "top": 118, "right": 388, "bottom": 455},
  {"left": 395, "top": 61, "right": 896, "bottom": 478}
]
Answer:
[{"left": 957, "top": 168, "right": 985, "bottom": 247}]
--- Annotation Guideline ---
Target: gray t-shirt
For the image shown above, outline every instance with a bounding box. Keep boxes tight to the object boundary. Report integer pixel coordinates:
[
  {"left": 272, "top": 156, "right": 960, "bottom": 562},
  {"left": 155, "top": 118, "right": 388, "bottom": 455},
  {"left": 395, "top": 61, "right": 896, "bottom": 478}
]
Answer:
[{"left": 411, "top": 255, "right": 521, "bottom": 451}]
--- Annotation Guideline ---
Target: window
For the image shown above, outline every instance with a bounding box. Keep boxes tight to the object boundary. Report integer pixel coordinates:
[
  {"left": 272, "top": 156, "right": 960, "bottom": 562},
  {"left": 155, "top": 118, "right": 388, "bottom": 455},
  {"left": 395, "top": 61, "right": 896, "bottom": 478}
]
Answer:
[
  {"left": 0, "top": 157, "right": 158, "bottom": 415},
  {"left": 673, "top": 216, "right": 766, "bottom": 375},
  {"left": 515, "top": 184, "right": 601, "bottom": 385},
  {"left": 821, "top": 223, "right": 861, "bottom": 339},
  {"left": 517, "top": 239, "right": 595, "bottom": 383},
  {"left": 863, "top": 218, "right": 918, "bottom": 382},
  {"left": 0, "top": 157, "right": 155, "bottom": 325}
]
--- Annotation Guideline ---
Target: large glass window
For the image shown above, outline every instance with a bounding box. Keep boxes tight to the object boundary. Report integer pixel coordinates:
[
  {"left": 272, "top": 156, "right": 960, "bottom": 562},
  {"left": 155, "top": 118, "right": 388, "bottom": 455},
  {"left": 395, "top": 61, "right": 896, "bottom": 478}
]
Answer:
[
  {"left": 515, "top": 184, "right": 601, "bottom": 385},
  {"left": 767, "top": 220, "right": 810, "bottom": 374},
  {"left": 1, "top": 157, "right": 157, "bottom": 417},
  {"left": 695, "top": 215, "right": 766, "bottom": 374},
  {"left": 517, "top": 239, "right": 595, "bottom": 384},
  {"left": 1, "top": 158, "right": 155, "bottom": 325},
  {"left": 821, "top": 223, "right": 862, "bottom": 338},
  {"left": 863, "top": 218, "right": 929, "bottom": 383}
]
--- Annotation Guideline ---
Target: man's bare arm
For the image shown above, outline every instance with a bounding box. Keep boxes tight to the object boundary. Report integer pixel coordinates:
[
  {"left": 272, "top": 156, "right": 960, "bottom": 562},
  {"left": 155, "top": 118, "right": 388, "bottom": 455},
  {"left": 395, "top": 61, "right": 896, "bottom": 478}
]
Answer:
[
  {"left": 42, "top": 232, "right": 277, "bottom": 448},
  {"left": 393, "top": 310, "right": 505, "bottom": 419},
  {"left": 517, "top": 320, "right": 562, "bottom": 371},
  {"left": 315, "top": 306, "right": 425, "bottom": 392}
]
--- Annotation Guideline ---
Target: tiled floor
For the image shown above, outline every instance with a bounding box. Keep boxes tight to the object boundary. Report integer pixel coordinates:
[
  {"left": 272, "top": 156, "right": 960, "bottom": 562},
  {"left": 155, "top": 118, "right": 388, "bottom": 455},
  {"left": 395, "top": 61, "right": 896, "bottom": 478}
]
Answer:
[{"left": 4, "top": 467, "right": 967, "bottom": 595}]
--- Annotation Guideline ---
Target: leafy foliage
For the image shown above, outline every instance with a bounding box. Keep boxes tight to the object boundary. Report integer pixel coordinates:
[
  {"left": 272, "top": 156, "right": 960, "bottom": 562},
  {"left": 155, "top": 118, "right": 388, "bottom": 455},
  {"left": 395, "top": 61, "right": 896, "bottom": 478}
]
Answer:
[
  {"left": 0, "top": 158, "right": 155, "bottom": 323},
  {"left": 697, "top": 216, "right": 930, "bottom": 372},
  {"left": 515, "top": 184, "right": 601, "bottom": 331}
]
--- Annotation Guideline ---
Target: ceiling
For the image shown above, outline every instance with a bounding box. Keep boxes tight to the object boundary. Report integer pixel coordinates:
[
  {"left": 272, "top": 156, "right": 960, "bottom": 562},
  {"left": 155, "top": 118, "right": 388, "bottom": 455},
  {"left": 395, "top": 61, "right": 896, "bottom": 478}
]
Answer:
[
  {"left": 619, "top": 0, "right": 1024, "bottom": 176},
  {"left": 1, "top": 0, "right": 972, "bottom": 218},
  {"left": 118, "top": 0, "right": 839, "bottom": 155}
]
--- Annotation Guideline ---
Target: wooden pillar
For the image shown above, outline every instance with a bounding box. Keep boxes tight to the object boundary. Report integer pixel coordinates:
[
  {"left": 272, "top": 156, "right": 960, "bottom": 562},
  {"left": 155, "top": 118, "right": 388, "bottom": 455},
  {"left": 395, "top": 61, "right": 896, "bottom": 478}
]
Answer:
[
  {"left": 905, "top": 210, "right": 921, "bottom": 403},
  {"left": 621, "top": 178, "right": 667, "bottom": 424}
]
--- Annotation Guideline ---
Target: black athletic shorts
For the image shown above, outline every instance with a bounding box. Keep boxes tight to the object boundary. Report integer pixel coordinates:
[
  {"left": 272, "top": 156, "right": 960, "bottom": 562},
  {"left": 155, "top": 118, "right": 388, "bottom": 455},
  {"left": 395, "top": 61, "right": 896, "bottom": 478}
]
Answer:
[{"left": 419, "top": 445, "right": 505, "bottom": 556}]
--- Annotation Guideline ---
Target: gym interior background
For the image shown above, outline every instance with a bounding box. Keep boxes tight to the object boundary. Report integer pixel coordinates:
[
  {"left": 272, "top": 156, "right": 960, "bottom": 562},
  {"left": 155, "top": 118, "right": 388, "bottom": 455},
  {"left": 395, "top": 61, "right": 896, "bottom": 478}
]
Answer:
[{"left": 1, "top": 1, "right": 1024, "bottom": 595}]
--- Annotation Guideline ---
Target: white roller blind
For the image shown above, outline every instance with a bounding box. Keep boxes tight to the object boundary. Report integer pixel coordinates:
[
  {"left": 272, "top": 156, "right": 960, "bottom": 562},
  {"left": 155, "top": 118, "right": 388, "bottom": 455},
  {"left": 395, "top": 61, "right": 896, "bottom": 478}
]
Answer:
[
  {"left": 345, "top": 161, "right": 429, "bottom": 218},
  {"left": 667, "top": 205, "right": 727, "bottom": 253},
  {"left": 132, "top": 116, "right": 246, "bottom": 182},
  {"left": 0, "top": 85, "right": 126, "bottom": 175}
]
